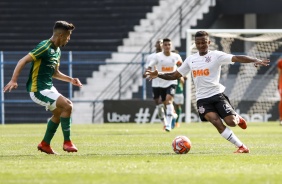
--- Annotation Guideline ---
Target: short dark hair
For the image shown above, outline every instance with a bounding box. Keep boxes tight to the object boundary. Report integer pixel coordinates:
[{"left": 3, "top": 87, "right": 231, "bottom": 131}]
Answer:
[
  {"left": 53, "top": 21, "right": 75, "bottom": 31},
  {"left": 163, "top": 38, "right": 171, "bottom": 42},
  {"left": 157, "top": 39, "right": 163, "bottom": 43},
  {"left": 195, "top": 31, "right": 209, "bottom": 38}
]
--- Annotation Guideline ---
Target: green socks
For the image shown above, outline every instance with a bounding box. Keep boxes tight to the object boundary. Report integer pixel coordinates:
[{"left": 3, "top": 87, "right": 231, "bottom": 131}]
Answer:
[
  {"left": 60, "top": 117, "right": 71, "bottom": 142},
  {"left": 43, "top": 120, "right": 59, "bottom": 144},
  {"left": 176, "top": 107, "right": 182, "bottom": 122},
  {"left": 42, "top": 117, "right": 72, "bottom": 144}
]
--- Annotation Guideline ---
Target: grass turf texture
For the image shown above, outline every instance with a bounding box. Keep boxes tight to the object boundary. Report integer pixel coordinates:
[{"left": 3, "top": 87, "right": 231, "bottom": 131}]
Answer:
[{"left": 0, "top": 122, "right": 281, "bottom": 184}]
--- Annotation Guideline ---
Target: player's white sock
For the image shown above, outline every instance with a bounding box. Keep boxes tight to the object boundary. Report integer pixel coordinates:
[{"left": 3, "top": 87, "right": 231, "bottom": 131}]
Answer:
[
  {"left": 157, "top": 104, "right": 167, "bottom": 126},
  {"left": 166, "top": 103, "right": 174, "bottom": 128},
  {"left": 220, "top": 127, "right": 243, "bottom": 147}
]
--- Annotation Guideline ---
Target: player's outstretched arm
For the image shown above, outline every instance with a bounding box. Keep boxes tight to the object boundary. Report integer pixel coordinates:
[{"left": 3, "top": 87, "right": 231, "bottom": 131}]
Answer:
[
  {"left": 232, "top": 55, "right": 270, "bottom": 67},
  {"left": 253, "top": 58, "right": 270, "bottom": 67},
  {"left": 145, "top": 70, "right": 182, "bottom": 81},
  {"left": 71, "top": 78, "right": 83, "bottom": 87},
  {"left": 53, "top": 67, "right": 82, "bottom": 87},
  {"left": 144, "top": 69, "right": 158, "bottom": 80},
  {"left": 143, "top": 67, "right": 152, "bottom": 78},
  {"left": 3, "top": 54, "right": 33, "bottom": 92}
]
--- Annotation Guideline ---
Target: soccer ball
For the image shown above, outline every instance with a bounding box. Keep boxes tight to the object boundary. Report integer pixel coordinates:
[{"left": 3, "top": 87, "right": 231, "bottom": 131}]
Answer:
[{"left": 172, "top": 135, "right": 191, "bottom": 154}]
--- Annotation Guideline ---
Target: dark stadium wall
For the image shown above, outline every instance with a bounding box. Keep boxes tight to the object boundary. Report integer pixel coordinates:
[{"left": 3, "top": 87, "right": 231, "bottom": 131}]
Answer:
[
  {"left": 210, "top": 13, "right": 282, "bottom": 29},
  {"left": 212, "top": 0, "right": 282, "bottom": 29},
  {"left": 192, "top": 0, "right": 282, "bottom": 30},
  {"left": 216, "top": 0, "right": 282, "bottom": 14}
]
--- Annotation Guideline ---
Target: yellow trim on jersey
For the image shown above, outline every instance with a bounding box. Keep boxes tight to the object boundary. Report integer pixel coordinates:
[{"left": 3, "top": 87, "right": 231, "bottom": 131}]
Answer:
[
  {"left": 28, "top": 53, "right": 36, "bottom": 61},
  {"left": 34, "top": 42, "right": 52, "bottom": 58},
  {"left": 31, "top": 58, "right": 41, "bottom": 92}
]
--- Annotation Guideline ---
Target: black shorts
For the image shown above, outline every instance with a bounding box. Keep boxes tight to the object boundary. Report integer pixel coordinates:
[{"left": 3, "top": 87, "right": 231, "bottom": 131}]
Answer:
[
  {"left": 196, "top": 93, "right": 236, "bottom": 122},
  {"left": 152, "top": 85, "right": 176, "bottom": 102}
]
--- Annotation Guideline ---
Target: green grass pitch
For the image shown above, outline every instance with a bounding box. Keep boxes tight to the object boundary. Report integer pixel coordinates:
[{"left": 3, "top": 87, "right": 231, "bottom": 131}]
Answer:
[{"left": 0, "top": 122, "right": 281, "bottom": 184}]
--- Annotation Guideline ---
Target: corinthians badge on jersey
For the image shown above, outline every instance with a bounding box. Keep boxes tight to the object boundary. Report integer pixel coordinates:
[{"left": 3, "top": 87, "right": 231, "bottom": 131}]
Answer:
[
  {"left": 205, "top": 56, "right": 211, "bottom": 63},
  {"left": 198, "top": 106, "right": 205, "bottom": 114}
]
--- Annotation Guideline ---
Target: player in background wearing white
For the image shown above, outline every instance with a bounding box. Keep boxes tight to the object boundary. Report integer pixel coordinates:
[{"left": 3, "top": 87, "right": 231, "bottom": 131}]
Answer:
[
  {"left": 147, "top": 38, "right": 183, "bottom": 132},
  {"left": 145, "top": 31, "right": 270, "bottom": 153},
  {"left": 143, "top": 39, "right": 167, "bottom": 128}
]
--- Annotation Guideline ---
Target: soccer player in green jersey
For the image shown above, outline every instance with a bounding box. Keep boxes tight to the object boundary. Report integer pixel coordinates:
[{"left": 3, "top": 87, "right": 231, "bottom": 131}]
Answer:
[
  {"left": 3, "top": 21, "right": 82, "bottom": 155},
  {"left": 171, "top": 49, "right": 184, "bottom": 128},
  {"left": 174, "top": 76, "right": 186, "bottom": 127}
]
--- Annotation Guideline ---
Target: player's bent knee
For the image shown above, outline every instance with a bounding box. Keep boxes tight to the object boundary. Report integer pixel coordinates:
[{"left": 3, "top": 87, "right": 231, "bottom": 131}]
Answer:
[
  {"left": 223, "top": 116, "right": 237, "bottom": 127},
  {"left": 64, "top": 103, "right": 73, "bottom": 113},
  {"left": 225, "top": 121, "right": 236, "bottom": 127}
]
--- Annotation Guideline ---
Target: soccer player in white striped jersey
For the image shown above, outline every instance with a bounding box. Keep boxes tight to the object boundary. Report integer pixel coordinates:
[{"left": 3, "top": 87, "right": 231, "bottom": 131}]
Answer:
[
  {"left": 145, "top": 31, "right": 270, "bottom": 153},
  {"left": 147, "top": 38, "right": 183, "bottom": 132},
  {"left": 143, "top": 39, "right": 168, "bottom": 128}
]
